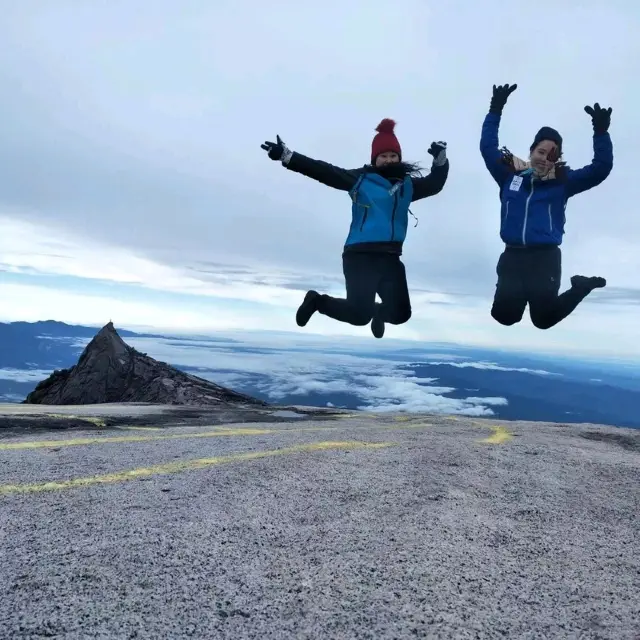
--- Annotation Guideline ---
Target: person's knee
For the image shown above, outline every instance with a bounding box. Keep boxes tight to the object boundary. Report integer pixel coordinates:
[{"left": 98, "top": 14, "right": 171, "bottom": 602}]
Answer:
[
  {"left": 529, "top": 310, "right": 555, "bottom": 330},
  {"left": 491, "top": 303, "right": 524, "bottom": 326},
  {"left": 387, "top": 305, "right": 412, "bottom": 325}
]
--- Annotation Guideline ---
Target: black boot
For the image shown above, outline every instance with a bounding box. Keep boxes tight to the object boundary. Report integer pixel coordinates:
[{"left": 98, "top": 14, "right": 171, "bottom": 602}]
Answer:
[
  {"left": 296, "top": 290, "right": 320, "bottom": 327},
  {"left": 571, "top": 275, "right": 606, "bottom": 291},
  {"left": 370, "top": 303, "right": 385, "bottom": 339}
]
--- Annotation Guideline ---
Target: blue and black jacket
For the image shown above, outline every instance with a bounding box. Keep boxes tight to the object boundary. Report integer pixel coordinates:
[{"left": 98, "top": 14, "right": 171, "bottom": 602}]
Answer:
[
  {"left": 479, "top": 111, "right": 613, "bottom": 247},
  {"left": 284, "top": 152, "right": 449, "bottom": 254}
]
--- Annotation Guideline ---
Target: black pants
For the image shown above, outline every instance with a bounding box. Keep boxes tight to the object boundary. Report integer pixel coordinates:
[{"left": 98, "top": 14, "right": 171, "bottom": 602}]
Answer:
[
  {"left": 317, "top": 252, "right": 412, "bottom": 326},
  {"left": 491, "top": 245, "right": 590, "bottom": 330}
]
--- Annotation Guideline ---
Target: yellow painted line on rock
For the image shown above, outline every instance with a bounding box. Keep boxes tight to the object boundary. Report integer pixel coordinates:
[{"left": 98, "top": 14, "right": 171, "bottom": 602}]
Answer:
[
  {"left": 44, "top": 414, "right": 106, "bottom": 427},
  {"left": 0, "top": 427, "right": 279, "bottom": 451},
  {"left": 380, "top": 422, "right": 433, "bottom": 430},
  {"left": 0, "top": 420, "right": 435, "bottom": 452},
  {"left": 0, "top": 440, "right": 394, "bottom": 496},
  {"left": 478, "top": 426, "right": 513, "bottom": 444}
]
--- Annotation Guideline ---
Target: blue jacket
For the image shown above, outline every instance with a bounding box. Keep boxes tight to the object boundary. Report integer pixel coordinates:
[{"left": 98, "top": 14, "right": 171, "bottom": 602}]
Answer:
[
  {"left": 479, "top": 112, "right": 613, "bottom": 246},
  {"left": 284, "top": 152, "right": 449, "bottom": 253},
  {"left": 344, "top": 172, "right": 414, "bottom": 247}
]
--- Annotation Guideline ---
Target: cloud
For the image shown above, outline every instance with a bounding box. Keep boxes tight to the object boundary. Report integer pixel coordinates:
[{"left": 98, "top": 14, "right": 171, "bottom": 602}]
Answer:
[
  {"left": 0, "top": 368, "right": 54, "bottom": 383},
  {"left": 0, "top": 1, "right": 639, "bottom": 357},
  {"left": 108, "top": 335, "right": 515, "bottom": 416},
  {"left": 425, "top": 361, "right": 561, "bottom": 376}
]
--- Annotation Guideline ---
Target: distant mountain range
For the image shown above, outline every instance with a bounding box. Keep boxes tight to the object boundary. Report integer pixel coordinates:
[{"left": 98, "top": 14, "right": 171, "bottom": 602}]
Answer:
[{"left": 1, "top": 320, "right": 640, "bottom": 430}]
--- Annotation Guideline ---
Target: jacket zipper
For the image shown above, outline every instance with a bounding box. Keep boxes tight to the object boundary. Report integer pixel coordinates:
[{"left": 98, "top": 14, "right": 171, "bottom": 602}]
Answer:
[
  {"left": 548, "top": 203, "right": 552, "bottom": 233},
  {"left": 505, "top": 200, "right": 510, "bottom": 222},
  {"left": 522, "top": 179, "right": 535, "bottom": 245},
  {"left": 390, "top": 192, "right": 399, "bottom": 241},
  {"left": 359, "top": 206, "right": 369, "bottom": 231}
]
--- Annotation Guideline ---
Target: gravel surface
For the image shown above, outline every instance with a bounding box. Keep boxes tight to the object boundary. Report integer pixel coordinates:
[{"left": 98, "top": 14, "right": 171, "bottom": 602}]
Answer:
[{"left": 0, "top": 412, "right": 638, "bottom": 639}]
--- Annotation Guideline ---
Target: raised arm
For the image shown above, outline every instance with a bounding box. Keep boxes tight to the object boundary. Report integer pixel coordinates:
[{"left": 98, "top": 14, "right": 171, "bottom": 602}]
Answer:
[
  {"left": 566, "top": 103, "right": 614, "bottom": 197},
  {"left": 261, "top": 134, "right": 359, "bottom": 191},
  {"left": 411, "top": 141, "right": 450, "bottom": 201},
  {"left": 479, "top": 83, "right": 518, "bottom": 187}
]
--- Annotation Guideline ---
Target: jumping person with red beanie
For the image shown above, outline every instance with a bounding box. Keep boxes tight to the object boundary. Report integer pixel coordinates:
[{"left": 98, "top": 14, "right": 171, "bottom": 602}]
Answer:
[
  {"left": 480, "top": 83, "right": 613, "bottom": 330},
  {"left": 261, "top": 119, "right": 449, "bottom": 338}
]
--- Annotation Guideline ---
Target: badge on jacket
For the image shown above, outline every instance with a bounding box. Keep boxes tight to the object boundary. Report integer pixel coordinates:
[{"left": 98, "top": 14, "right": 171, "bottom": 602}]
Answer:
[{"left": 509, "top": 175, "right": 523, "bottom": 191}]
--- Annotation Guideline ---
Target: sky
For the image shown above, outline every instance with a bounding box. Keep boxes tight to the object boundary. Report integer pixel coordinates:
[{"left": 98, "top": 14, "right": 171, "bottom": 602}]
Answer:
[{"left": 0, "top": 1, "right": 639, "bottom": 359}]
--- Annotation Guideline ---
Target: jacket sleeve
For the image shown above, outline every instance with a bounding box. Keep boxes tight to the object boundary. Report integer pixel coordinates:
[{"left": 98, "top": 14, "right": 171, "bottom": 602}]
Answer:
[
  {"left": 283, "top": 152, "right": 361, "bottom": 191},
  {"left": 479, "top": 111, "right": 512, "bottom": 187},
  {"left": 565, "top": 133, "right": 613, "bottom": 198},
  {"left": 410, "top": 160, "right": 449, "bottom": 201}
]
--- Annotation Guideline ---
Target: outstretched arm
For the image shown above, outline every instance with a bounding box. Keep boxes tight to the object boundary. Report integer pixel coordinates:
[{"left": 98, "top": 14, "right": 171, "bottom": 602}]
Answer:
[
  {"left": 479, "top": 83, "right": 518, "bottom": 187},
  {"left": 261, "top": 134, "right": 359, "bottom": 191},
  {"left": 411, "top": 141, "right": 449, "bottom": 201},
  {"left": 566, "top": 103, "right": 614, "bottom": 197},
  {"left": 284, "top": 151, "right": 361, "bottom": 191},
  {"left": 479, "top": 112, "right": 514, "bottom": 187}
]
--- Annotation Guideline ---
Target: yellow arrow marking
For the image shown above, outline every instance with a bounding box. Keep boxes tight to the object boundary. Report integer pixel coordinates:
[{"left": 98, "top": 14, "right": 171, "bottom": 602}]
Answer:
[{"left": 0, "top": 440, "right": 393, "bottom": 495}]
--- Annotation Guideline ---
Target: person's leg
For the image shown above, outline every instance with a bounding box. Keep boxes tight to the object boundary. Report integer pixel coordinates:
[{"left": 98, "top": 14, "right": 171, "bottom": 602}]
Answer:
[
  {"left": 371, "top": 255, "right": 412, "bottom": 338},
  {"left": 296, "top": 253, "right": 379, "bottom": 327},
  {"left": 490, "top": 249, "right": 527, "bottom": 326},
  {"left": 527, "top": 247, "right": 606, "bottom": 330}
]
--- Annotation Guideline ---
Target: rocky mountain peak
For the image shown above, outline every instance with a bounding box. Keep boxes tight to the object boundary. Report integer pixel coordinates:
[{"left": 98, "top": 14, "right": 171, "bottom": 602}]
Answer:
[{"left": 23, "top": 322, "right": 266, "bottom": 407}]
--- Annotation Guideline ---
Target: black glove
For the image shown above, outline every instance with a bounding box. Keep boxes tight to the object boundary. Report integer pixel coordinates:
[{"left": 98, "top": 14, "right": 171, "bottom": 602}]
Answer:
[
  {"left": 489, "top": 83, "right": 517, "bottom": 115},
  {"left": 584, "top": 103, "right": 612, "bottom": 135},
  {"left": 261, "top": 135, "right": 286, "bottom": 161},
  {"left": 428, "top": 141, "right": 447, "bottom": 167}
]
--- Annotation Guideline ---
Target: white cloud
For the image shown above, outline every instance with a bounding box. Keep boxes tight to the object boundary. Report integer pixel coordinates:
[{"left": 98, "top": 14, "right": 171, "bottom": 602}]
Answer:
[
  {"left": 0, "top": 216, "right": 305, "bottom": 308},
  {"left": 0, "top": 368, "right": 54, "bottom": 383},
  {"left": 100, "top": 335, "right": 513, "bottom": 416},
  {"left": 426, "top": 361, "right": 561, "bottom": 376},
  {"left": 0, "top": 282, "right": 277, "bottom": 332}
]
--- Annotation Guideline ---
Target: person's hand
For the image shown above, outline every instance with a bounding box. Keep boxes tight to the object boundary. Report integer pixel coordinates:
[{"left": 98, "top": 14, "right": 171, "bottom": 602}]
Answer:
[
  {"left": 261, "top": 135, "right": 287, "bottom": 161},
  {"left": 489, "top": 83, "right": 518, "bottom": 115},
  {"left": 428, "top": 141, "right": 447, "bottom": 167},
  {"left": 546, "top": 146, "right": 561, "bottom": 163},
  {"left": 584, "top": 103, "right": 612, "bottom": 134}
]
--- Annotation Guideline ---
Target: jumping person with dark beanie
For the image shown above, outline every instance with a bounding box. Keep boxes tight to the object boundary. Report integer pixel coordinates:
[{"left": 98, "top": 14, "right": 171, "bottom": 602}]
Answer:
[
  {"left": 261, "top": 119, "right": 449, "bottom": 338},
  {"left": 479, "top": 83, "right": 613, "bottom": 330}
]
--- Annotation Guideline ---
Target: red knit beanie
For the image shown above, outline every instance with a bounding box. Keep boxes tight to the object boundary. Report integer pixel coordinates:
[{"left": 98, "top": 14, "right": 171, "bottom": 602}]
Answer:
[{"left": 371, "top": 118, "right": 402, "bottom": 163}]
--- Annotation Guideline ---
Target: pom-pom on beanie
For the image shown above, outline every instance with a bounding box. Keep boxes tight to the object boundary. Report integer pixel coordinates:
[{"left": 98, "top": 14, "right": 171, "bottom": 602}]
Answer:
[{"left": 371, "top": 118, "right": 402, "bottom": 163}]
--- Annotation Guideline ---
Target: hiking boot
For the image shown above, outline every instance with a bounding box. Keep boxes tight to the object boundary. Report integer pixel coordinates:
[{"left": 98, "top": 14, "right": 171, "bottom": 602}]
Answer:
[
  {"left": 296, "top": 290, "right": 320, "bottom": 327},
  {"left": 571, "top": 275, "right": 606, "bottom": 291},
  {"left": 371, "top": 305, "right": 385, "bottom": 339}
]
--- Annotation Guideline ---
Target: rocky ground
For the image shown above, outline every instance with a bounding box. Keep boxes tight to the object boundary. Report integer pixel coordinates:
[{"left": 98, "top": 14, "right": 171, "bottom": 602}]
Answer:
[
  {"left": 0, "top": 402, "right": 345, "bottom": 436},
  {"left": 0, "top": 404, "right": 638, "bottom": 639}
]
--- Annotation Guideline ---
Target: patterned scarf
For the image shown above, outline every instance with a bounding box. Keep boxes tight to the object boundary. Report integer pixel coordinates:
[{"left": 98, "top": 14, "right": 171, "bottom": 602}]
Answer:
[{"left": 500, "top": 147, "right": 557, "bottom": 181}]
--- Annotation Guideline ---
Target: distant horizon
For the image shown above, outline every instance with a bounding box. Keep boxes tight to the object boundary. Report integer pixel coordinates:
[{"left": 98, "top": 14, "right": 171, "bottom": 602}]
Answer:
[
  {"left": 2, "top": 319, "right": 640, "bottom": 430},
  {"left": 2, "top": 316, "right": 640, "bottom": 368}
]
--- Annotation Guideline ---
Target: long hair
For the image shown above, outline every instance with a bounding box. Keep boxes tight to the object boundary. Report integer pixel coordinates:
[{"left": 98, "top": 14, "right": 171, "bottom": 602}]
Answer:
[
  {"left": 369, "top": 160, "right": 425, "bottom": 179},
  {"left": 498, "top": 146, "right": 570, "bottom": 181}
]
